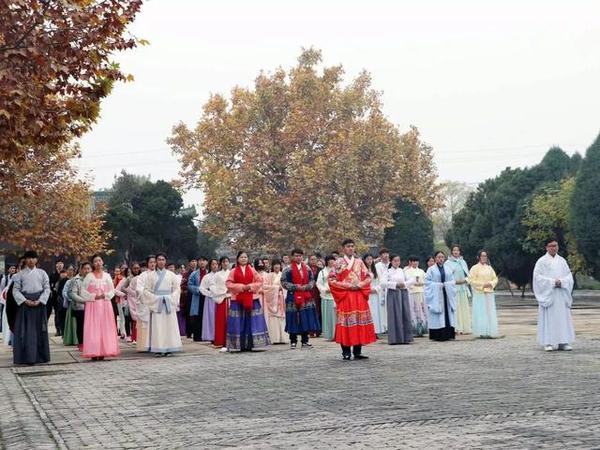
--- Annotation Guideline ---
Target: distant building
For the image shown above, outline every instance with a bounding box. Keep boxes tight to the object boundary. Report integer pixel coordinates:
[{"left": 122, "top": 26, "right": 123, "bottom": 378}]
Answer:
[{"left": 90, "top": 190, "right": 113, "bottom": 213}]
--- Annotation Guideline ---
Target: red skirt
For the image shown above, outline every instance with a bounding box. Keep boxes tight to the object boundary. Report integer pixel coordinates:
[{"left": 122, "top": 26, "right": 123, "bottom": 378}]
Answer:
[
  {"left": 213, "top": 300, "right": 228, "bottom": 347},
  {"left": 331, "top": 286, "right": 376, "bottom": 347}
]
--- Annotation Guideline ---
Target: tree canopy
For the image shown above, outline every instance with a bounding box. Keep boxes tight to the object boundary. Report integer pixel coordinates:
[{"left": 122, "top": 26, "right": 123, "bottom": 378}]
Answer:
[
  {"left": 446, "top": 147, "right": 581, "bottom": 287},
  {"left": 383, "top": 199, "right": 434, "bottom": 263},
  {"left": 169, "top": 48, "right": 440, "bottom": 253},
  {"left": 571, "top": 133, "right": 600, "bottom": 277},
  {"left": 103, "top": 172, "right": 199, "bottom": 264}
]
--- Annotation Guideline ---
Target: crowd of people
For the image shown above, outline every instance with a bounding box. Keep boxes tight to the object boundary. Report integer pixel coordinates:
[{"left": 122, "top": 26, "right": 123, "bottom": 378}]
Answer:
[{"left": 0, "top": 237, "right": 576, "bottom": 365}]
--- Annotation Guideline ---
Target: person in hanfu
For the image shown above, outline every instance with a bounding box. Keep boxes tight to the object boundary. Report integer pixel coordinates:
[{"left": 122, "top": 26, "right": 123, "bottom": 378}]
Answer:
[
  {"left": 281, "top": 248, "right": 321, "bottom": 350},
  {"left": 363, "top": 254, "right": 384, "bottom": 336},
  {"left": 212, "top": 257, "right": 231, "bottom": 351},
  {"left": 68, "top": 262, "right": 92, "bottom": 351},
  {"left": 135, "top": 255, "right": 155, "bottom": 351},
  {"left": 328, "top": 239, "right": 376, "bottom": 361},
  {"left": 187, "top": 257, "right": 208, "bottom": 341},
  {"left": 47, "top": 259, "right": 64, "bottom": 336},
  {"left": 316, "top": 255, "right": 337, "bottom": 341},
  {"left": 374, "top": 248, "right": 390, "bottom": 332},
  {"left": 11, "top": 251, "right": 51, "bottom": 365},
  {"left": 467, "top": 250, "right": 499, "bottom": 339},
  {"left": 308, "top": 254, "right": 322, "bottom": 337},
  {"left": 446, "top": 245, "right": 472, "bottom": 334},
  {"left": 177, "top": 258, "right": 196, "bottom": 338},
  {"left": 61, "top": 265, "right": 79, "bottom": 346},
  {"left": 81, "top": 255, "right": 120, "bottom": 361},
  {"left": 225, "top": 251, "right": 270, "bottom": 352},
  {"left": 140, "top": 253, "right": 182, "bottom": 357},
  {"left": 404, "top": 256, "right": 427, "bottom": 337},
  {"left": 533, "top": 238, "right": 575, "bottom": 352},
  {"left": 260, "top": 259, "right": 287, "bottom": 344},
  {"left": 383, "top": 255, "right": 415, "bottom": 345},
  {"left": 200, "top": 258, "right": 220, "bottom": 343},
  {"left": 117, "top": 262, "right": 141, "bottom": 344},
  {"left": 424, "top": 251, "right": 457, "bottom": 342}
]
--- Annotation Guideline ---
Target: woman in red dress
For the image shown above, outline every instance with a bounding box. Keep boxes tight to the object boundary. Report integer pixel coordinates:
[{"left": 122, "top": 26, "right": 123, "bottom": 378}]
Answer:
[{"left": 329, "top": 239, "right": 377, "bottom": 360}]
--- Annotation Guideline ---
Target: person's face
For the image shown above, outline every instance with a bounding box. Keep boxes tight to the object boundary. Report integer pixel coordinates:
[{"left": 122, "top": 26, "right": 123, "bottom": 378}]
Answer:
[
  {"left": 147, "top": 258, "right": 157, "bottom": 271},
  {"left": 452, "top": 247, "right": 461, "bottom": 258},
  {"left": 131, "top": 264, "right": 141, "bottom": 276},
  {"left": 327, "top": 259, "right": 335, "bottom": 268},
  {"left": 93, "top": 257, "right": 103, "bottom": 271},
  {"left": 380, "top": 252, "right": 389, "bottom": 262},
  {"left": 221, "top": 259, "right": 230, "bottom": 270},
  {"left": 199, "top": 259, "right": 208, "bottom": 270},
  {"left": 8, "top": 266, "right": 16, "bottom": 275},
  {"left": 272, "top": 263, "right": 281, "bottom": 273},
  {"left": 479, "top": 252, "right": 488, "bottom": 264},
  {"left": 343, "top": 243, "right": 355, "bottom": 256},
  {"left": 81, "top": 264, "right": 92, "bottom": 277},
  {"left": 309, "top": 255, "right": 317, "bottom": 266},
  {"left": 114, "top": 268, "right": 121, "bottom": 276},
  {"left": 59, "top": 272, "right": 67, "bottom": 279},
  {"left": 66, "top": 267, "right": 75, "bottom": 278},
  {"left": 317, "top": 260, "right": 324, "bottom": 269},
  {"left": 292, "top": 253, "right": 303, "bottom": 264},
  {"left": 167, "top": 264, "right": 176, "bottom": 272},
  {"left": 435, "top": 253, "right": 445, "bottom": 265},
  {"left": 189, "top": 260, "right": 197, "bottom": 271},
  {"left": 56, "top": 262, "right": 64, "bottom": 272},
  {"left": 262, "top": 259, "right": 270, "bottom": 268},
  {"left": 237, "top": 253, "right": 248, "bottom": 265},
  {"left": 391, "top": 256, "right": 401, "bottom": 268},
  {"left": 156, "top": 256, "right": 167, "bottom": 269},
  {"left": 365, "top": 255, "right": 373, "bottom": 267},
  {"left": 210, "top": 260, "right": 219, "bottom": 272},
  {"left": 546, "top": 241, "right": 559, "bottom": 256},
  {"left": 427, "top": 258, "right": 435, "bottom": 267},
  {"left": 282, "top": 255, "right": 290, "bottom": 264}
]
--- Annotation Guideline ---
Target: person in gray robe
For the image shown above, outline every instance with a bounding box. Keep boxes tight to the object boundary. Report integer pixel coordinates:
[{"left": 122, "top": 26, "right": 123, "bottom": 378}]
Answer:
[
  {"left": 11, "top": 251, "right": 51, "bottom": 365},
  {"left": 383, "top": 255, "right": 416, "bottom": 344}
]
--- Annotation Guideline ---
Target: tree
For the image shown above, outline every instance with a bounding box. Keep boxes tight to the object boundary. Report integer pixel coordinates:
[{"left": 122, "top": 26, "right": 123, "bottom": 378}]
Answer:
[
  {"left": 383, "top": 199, "right": 434, "bottom": 262},
  {"left": 169, "top": 48, "right": 441, "bottom": 253},
  {"left": 0, "top": 0, "right": 143, "bottom": 194},
  {"left": 432, "top": 181, "right": 475, "bottom": 242},
  {"left": 522, "top": 177, "right": 587, "bottom": 274},
  {"left": 446, "top": 147, "right": 580, "bottom": 291},
  {"left": 103, "top": 173, "right": 199, "bottom": 264},
  {"left": 571, "top": 133, "right": 600, "bottom": 277},
  {"left": 0, "top": 145, "right": 109, "bottom": 256}
]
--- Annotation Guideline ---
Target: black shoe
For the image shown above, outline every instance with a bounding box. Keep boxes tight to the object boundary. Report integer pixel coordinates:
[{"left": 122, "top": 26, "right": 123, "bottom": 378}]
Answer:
[
  {"left": 301, "top": 343, "right": 313, "bottom": 349},
  {"left": 354, "top": 354, "right": 369, "bottom": 360},
  {"left": 342, "top": 354, "right": 352, "bottom": 361},
  {"left": 290, "top": 343, "right": 297, "bottom": 350}
]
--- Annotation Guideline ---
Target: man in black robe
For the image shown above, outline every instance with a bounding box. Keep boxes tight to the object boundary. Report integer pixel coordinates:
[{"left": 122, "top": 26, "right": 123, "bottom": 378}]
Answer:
[{"left": 12, "top": 251, "right": 51, "bottom": 365}]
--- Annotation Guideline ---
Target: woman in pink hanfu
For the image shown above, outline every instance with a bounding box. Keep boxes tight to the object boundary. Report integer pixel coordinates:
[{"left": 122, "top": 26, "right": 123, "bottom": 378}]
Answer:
[{"left": 81, "top": 255, "right": 120, "bottom": 361}]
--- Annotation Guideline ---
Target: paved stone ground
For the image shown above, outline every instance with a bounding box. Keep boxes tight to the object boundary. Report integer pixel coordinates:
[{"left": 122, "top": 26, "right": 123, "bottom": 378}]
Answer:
[{"left": 0, "top": 293, "right": 599, "bottom": 449}]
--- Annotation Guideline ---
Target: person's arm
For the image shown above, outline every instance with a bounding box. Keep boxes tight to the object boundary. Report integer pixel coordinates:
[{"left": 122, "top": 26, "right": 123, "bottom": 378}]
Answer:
[
  {"left": 357, "top": 261, "right": 372, "bottom": 289},
  {"left": 279, "top": 268, "right": 297, "bottom": 292},
  {"left": 12, "top": 274, "right": 27, "bottom": 306},
  {"left": 226, "top": 270, "right": 245, "bottom": 297},
  {"left": 199, "top": 273, "right": 212, "bottom": 297},
  {"left": 170, "top": 273, "right": 181, "bottom": 307},
  {"left": 467, "top": 265, "right": 485, "bottom": 291},
  {"left": 104, "top": 274, "right": 115, "bottom": 300},
  {"left": 248, "top": 268, "right": 263, "bottom": 294},
  {"left": 115, "top": 278, "right": 127, "bottom": 299},
  {"left": 188, "top": 272, "right": 201, "bottom": 295}
]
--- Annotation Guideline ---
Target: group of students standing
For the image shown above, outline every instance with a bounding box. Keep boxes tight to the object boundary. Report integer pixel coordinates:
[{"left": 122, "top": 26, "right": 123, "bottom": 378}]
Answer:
[{"left": 0, "top": 236, "right": 577, "bottom": 365}]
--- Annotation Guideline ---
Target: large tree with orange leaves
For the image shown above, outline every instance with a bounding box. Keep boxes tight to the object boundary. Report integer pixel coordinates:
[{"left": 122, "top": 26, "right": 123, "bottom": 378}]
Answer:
[
  {"left": 0, "top": 0, "right": 143, "bottom": 256},
  {"left": 169, "top": 49, "right": 441, "bottom": 253}
]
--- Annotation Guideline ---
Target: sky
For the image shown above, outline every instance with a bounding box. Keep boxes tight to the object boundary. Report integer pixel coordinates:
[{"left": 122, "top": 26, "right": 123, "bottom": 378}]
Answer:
[{"left": 77, "top": 0, "right": 600, "bottom": 210}]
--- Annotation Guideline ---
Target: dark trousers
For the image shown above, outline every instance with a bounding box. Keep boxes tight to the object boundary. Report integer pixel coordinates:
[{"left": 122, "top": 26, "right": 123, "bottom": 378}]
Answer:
[
  {"left": 124, "top": 313, "right": 132, "bottom": 336},
  {"left": 341, "top": 345, "right": 362, "bottom": 357},
  {"left": 290, "top": 332, "right": 309, "bottom": 345},
  {"left": 72, "top": 309, "right": 85, "bottom": 345}
]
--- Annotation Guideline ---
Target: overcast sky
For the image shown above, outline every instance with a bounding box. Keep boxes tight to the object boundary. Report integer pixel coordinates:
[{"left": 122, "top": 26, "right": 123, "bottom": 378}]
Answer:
[{"left": 77, "top": 0, "right": 600, "bottom": 209}]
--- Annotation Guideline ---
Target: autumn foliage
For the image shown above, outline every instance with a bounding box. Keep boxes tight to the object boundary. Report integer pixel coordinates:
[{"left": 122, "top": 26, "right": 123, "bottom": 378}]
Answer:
[
  {"left": 0, "top": 0, "right": 143, "bottom": 256},
  {"left": 170, "top": 49, "right": 440, "bottom": 253}
]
